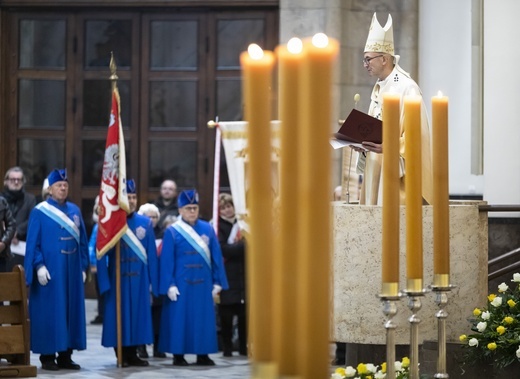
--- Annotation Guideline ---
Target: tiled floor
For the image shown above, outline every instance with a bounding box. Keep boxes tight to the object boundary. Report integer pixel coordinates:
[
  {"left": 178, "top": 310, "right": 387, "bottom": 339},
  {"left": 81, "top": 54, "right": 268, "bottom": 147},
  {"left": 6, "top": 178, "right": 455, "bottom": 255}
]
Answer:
[{"left": 27, "top": 299, "right": 252, "bottom": 378}]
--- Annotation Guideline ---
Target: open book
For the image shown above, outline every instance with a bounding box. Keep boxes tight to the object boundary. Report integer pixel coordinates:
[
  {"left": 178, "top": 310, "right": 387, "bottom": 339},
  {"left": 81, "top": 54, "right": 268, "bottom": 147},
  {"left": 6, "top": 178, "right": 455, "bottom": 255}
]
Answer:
[{"left": 330, "top": 109, "right": 382, "bottom": 150}]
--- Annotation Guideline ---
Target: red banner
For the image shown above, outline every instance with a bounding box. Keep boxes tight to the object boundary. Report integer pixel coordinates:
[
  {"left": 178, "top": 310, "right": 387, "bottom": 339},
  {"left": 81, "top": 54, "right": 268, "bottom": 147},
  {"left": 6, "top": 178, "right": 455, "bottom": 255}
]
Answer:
[{"left": 96, "top": 86, "right": 129, "bottom": 258}]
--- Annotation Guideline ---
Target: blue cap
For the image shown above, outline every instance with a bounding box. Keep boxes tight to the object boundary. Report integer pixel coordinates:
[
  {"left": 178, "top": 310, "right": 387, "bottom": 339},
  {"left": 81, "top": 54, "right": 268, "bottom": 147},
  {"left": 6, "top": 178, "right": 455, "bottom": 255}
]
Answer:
[
  {"left": 126, "top": 179, "right": 136, "bottom": 194},
  {"left": 47, "top": 169, "right": 67, "bottom": 186},
  {"left": 178, "top": 189, "right": 198, "bottom": 208}
]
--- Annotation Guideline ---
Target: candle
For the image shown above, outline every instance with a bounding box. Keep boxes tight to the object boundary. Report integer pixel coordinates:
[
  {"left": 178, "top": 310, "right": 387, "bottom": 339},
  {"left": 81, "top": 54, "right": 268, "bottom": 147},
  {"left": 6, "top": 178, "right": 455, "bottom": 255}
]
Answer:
[
  {"left": 240, "top": 45, "right": 275, "bottom": 362},
  {"left": 381, "top": 92, "right": 401, "bottom": 296},
  {"left": 298, "top": 33, "right": 338, "bottom": 379},
  {"left": 274, "top": 37, "right": 303, "bottom": 376},
  {"left": 404, "top": 93, "right": 423, "bottom": 292},
  {"left": 431, "top": 92, "right": 450, "bottom": 287}
]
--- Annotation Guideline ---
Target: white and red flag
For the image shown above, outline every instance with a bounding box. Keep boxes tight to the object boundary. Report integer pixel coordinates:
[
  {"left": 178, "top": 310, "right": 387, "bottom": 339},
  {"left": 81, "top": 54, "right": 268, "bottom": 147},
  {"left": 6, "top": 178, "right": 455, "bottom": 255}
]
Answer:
[{"left": 96, "top": 85, "right": 129, "bottom": 258}]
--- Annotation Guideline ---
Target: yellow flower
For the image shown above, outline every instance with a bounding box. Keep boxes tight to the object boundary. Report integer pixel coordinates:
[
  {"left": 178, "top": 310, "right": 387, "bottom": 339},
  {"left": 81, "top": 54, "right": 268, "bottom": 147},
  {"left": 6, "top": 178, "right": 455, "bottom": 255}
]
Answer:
[
  {"left": 508, "top": 299, "right": 516, "bottom": 308},
  {"left": 357, "top": 363, "right": 368, "bottom": 374},
  {"left": 497, "top": 325, "right": 506, "bottom": 335},
  {"left": 459, "top": 334, "right": 468, "bottom": 342},
  {"left": 487, "top": 342, "right": 497, "bottom": 350},
  {"left": 381, "top": 362, "right": 387, "bottom": 373},
  {"left": 401, "top": 356, "right": 410, "bottom": 368},
  {"left": 334, "top": 367, "right": 346, "bottom": 376},
  {"left": 488, "top": 294, "right": 497, "bottom": 302},
  {"left": 473, "top": 308, "right": 482, "bottom": 316},
  {"left": 503, "top": 316, "right": 514, "bottom": 324}
]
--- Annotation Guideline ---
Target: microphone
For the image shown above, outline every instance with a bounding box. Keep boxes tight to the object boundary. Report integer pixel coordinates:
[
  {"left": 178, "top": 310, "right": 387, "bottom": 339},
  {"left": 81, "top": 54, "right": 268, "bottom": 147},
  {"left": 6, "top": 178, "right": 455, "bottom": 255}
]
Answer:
[
  {"left": 345, "top": 94, "right": 361, "bottom": 204},
  {"left": 354, "top": 93, "right": 360, "bottom": 109}
]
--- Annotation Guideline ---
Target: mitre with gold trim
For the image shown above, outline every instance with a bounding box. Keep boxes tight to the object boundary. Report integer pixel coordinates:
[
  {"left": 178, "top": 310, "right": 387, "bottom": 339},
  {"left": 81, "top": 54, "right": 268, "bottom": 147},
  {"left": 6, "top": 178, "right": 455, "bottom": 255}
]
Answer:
[{"left": 364, "top": 13, "right": 395, "bottom": 55}]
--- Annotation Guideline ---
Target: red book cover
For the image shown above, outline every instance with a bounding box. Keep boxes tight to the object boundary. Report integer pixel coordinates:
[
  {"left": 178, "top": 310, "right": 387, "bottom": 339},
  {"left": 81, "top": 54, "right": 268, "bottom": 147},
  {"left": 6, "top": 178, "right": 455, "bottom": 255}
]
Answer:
[{"left": 334, "top": 109, "right": 382, "bottom": 144}]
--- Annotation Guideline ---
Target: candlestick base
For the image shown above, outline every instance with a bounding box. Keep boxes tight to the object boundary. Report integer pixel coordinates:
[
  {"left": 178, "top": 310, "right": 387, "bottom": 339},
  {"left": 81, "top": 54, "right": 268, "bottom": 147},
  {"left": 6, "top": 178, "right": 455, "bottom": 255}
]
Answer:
[
  {"left": 403, "top": 289, "right": 427, "bottom": 379},
  {"left": 430, "top": 283, "right": 456, "bottom": 379},
  {"left": 251, "top": 361, "right": 278, "bottom": 379},
  {"left": 378, "top": 293, "right": 402, "bottom": 379}
]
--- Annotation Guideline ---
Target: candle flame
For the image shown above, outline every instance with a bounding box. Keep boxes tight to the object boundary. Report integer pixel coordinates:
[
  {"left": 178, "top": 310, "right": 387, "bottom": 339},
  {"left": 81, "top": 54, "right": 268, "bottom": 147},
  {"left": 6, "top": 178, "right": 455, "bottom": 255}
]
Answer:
[
  {"left": 248, "top": 44, "right": 264, "bottom": 60},
  {"left": 312, "top": 33, "right": 329, "bottom": 48},
  {"left": 437, "top": 90, "right": 444, "bottom": 97},
  {"left": 287, "top": 37, "right": 303, "bottom": 54}
]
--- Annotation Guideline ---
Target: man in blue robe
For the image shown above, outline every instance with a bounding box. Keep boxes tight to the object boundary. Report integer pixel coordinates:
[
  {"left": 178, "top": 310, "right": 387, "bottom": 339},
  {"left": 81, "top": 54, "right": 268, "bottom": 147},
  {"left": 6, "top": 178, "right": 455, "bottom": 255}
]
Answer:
[
  {"left": 158, "top": 189, "right": 229, "bottom": 366},
  {"left": 25, "top": 169, "right": 89, "bottom": 371},
  {"left": 96, "top": 179, "right": 158, "bottom": 367}
]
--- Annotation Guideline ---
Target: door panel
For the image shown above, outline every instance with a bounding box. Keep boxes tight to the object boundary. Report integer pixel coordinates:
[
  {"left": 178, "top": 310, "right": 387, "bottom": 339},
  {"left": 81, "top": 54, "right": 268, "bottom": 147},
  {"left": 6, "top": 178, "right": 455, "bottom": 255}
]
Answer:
[{"left": 3, "top": 6, "right": 278, "bottom": 220}]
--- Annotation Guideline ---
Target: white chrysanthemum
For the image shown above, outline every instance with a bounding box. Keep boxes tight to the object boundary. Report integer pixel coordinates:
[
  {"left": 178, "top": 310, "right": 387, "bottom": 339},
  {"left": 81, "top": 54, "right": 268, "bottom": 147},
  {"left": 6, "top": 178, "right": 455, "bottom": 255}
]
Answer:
[
  {"left": 331, "top": 374, "right": 343, "bottom": 379},
  {"left": 491, "top": 296, "right": 503, "bottom": 307},
  {"left": 516, "top": 346, "right": 520, "bottom": 358},
  {"left": 512, "top": 273, "right": 520, "bottom": 282},
  {"left": 477, "top": 321, "right": 487, "bottom": 332},
  {"left": 481, "top": 311, "right": 490, "bottom": 320},
  {"left": 469, "top": 338, "right": 479, "bottom": 347},
  {"left": 394, "top": 361, "right": 402, "bottom": 371},
  {"left": 498, "top": 282, "right": 509, "bottom": 292},
  {"left": 366, "top": 363, "right": 377, "bottom": 373},
  {"left": 345, "top": 366, "right": 357, "bottom": 377},
  {"left": 375, "top": 371, "right": 386, "bottom": 379}
]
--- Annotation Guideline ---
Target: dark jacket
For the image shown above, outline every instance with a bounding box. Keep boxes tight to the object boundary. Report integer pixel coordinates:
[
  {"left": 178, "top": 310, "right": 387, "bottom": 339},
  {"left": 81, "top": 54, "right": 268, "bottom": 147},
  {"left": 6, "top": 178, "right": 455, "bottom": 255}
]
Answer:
[
  {"left": 0, "top": 196, "right": 17, "bottom": 259},
  {"left": 152, "top": 197, "right": 178, "bottom": 237},
  {"left": 218, "top": 217, "right": 246, "bottom": 305},
  {"left": 1, "top": 188, "right": 36, "bottom": 242}
]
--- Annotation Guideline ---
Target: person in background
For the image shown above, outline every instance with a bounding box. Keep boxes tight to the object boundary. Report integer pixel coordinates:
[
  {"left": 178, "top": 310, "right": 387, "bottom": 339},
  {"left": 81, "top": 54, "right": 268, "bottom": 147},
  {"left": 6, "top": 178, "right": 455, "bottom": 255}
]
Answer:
[
  {"left": 96, "top": 179, "right": 158, "bottom": 367},
  {"left": 1, "top": 166, "right": 36, "bottom": 269},
  {"left": 153, "top": 179, "right": 178, "bottom": 237},
  {"left": 88, "top": 196, "right": 104, "bottom": 325},
  {"left": 356, "top": 13, "right": 433, "bottom": 205},
  {"left": 24, "top": 168, "right": 89, "bottom": 371},
  {"left": 137, "top": 202, "right": 166, "bottom": 359},
  {"left": 40, "top": 178, "right": 50, "bottom": 202},
  {"left": 158, "top": 189, "right": 228, "bottom": 366},
  {"left": 0, "top": 194, "right": 16, "bottom": 273},
  {"left": 216, "top": 193, "right": 247, "bottom": 357}
]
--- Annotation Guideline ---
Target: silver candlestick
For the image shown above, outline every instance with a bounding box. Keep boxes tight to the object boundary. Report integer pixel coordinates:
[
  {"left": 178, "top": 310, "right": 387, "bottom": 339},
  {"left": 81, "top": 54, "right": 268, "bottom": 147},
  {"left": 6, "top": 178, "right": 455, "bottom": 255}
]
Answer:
[
  {"left": 404, "top": 284, "right": 427, "bottom": 379},
  {"left": 379, "top": 293, "right": 401, "bottom": 379},
  {"left": 431, "top": 277, "right": 454, "bottom": 379}
]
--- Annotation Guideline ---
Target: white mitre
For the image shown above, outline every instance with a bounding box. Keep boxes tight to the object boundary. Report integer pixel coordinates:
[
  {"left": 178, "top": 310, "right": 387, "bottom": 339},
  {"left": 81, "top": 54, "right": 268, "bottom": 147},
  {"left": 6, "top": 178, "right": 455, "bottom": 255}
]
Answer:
[{"left": 364, "top": 13, "right": 394, "bottom": 56}]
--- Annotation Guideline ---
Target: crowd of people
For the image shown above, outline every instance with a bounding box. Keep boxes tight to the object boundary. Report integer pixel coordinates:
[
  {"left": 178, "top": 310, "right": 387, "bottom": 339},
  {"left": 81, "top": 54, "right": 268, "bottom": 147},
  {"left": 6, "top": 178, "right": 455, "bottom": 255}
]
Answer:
[{"left": 0, "top": 166, "right": 247, "bottom": 371}]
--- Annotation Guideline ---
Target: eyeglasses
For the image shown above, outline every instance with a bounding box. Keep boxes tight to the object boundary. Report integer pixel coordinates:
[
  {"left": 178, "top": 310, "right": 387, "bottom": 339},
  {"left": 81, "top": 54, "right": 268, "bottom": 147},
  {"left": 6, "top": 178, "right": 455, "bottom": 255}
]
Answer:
[
  {"left": 7, "top": 178, "right": 23, "bottom": 183},
  {"left": 183, "top": 206, "right": 198, "bottom": 212},
  {"left": 362, "top": 54, "right": 383, "bottom": 66}
]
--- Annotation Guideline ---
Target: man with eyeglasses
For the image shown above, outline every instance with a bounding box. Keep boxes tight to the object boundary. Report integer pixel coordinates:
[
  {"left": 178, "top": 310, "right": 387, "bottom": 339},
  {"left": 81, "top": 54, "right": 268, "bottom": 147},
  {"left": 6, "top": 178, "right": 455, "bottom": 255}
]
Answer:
[
  {"left": 356, "top": 13, "right": 433, "bottom": 206},
  {"left": 157, "top": 189, "right": 228, "bottom": 366},
  {"left": 2, "top": 166, "right": 36, "bottom": 268},
  {"left": 153, "top": 179, "right": 179, "bottom": 237}
]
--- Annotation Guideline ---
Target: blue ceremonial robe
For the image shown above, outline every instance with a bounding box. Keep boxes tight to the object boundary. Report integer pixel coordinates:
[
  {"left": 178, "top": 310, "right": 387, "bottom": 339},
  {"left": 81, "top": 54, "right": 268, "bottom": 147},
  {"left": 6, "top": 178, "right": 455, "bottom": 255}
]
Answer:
[
  {"left": 97, "top": 212, "right": 158, "bottom": 347},
  {"left": 24, "top": 198, "right": 89, "bottom": 355},
  {"left": 158, "top": 218, "right": 228, "bottom": 354}
]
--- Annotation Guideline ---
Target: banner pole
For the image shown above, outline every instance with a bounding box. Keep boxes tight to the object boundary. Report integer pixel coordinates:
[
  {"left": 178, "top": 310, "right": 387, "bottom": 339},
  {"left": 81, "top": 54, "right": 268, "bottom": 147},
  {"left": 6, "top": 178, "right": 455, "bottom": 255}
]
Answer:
[{"left": 116, "top": 241, "right": 123, "bottom": 367}]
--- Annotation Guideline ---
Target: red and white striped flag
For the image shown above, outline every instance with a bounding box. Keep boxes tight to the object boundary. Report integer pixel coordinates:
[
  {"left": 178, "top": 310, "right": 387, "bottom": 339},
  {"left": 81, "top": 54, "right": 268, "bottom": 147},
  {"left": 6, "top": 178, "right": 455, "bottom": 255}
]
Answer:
[{"left": 96, "top": 85, "right": 129, "bottom": 258}]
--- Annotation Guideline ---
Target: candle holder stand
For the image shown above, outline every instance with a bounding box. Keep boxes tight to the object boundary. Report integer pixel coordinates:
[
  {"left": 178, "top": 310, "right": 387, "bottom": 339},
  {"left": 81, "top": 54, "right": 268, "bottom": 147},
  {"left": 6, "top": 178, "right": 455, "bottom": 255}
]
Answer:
[
  {"left": 379, "top": 294, "right": 401, "bottom": 379},
  {"left": 403, "top": 289, "right": 427, "bottom": 379},
  {"left": 430, "top": 284, "right": 454, "bottom": 379}
]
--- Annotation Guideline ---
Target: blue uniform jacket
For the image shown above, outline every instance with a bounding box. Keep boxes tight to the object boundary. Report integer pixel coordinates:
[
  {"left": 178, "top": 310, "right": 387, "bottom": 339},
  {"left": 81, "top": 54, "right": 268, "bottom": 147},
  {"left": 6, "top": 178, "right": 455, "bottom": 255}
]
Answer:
[
  {"left": 158, "top": 218, "right": 228, "bottom": 354},
  {"left": 96, "top": 212, "right": 158, "bottom": 347},
  {"left": 24, "top": 197, "right": 89, "bottom": 354}
]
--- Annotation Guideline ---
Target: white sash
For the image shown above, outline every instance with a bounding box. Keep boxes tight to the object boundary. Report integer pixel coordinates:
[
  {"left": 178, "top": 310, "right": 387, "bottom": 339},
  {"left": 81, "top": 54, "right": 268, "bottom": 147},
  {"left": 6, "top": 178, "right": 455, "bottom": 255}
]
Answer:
[
  {"left": 173, "top": 219, "right": 211, "bottom": 269},
  {"left": 36, "top": 202, "right": 80, "bottom": 244},
  {"left": 121, "top": 229, "right": 147, "bottom": 265}
]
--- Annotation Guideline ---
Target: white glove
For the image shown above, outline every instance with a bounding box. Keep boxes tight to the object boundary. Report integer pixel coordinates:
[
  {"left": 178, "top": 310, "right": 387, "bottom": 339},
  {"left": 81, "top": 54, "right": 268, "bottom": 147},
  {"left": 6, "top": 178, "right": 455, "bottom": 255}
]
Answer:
[
  {"left": 82, "top": 271, "right": 87, "bottom": 283},
  {"left": 167, "top": 286, "right": 180, "bottom": 301},
  {"left": 212, "top": 284, "right": 222, "bottom": 298},
  {"left": 37, "top": 266, "right": 51, "bottom": 286}
]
